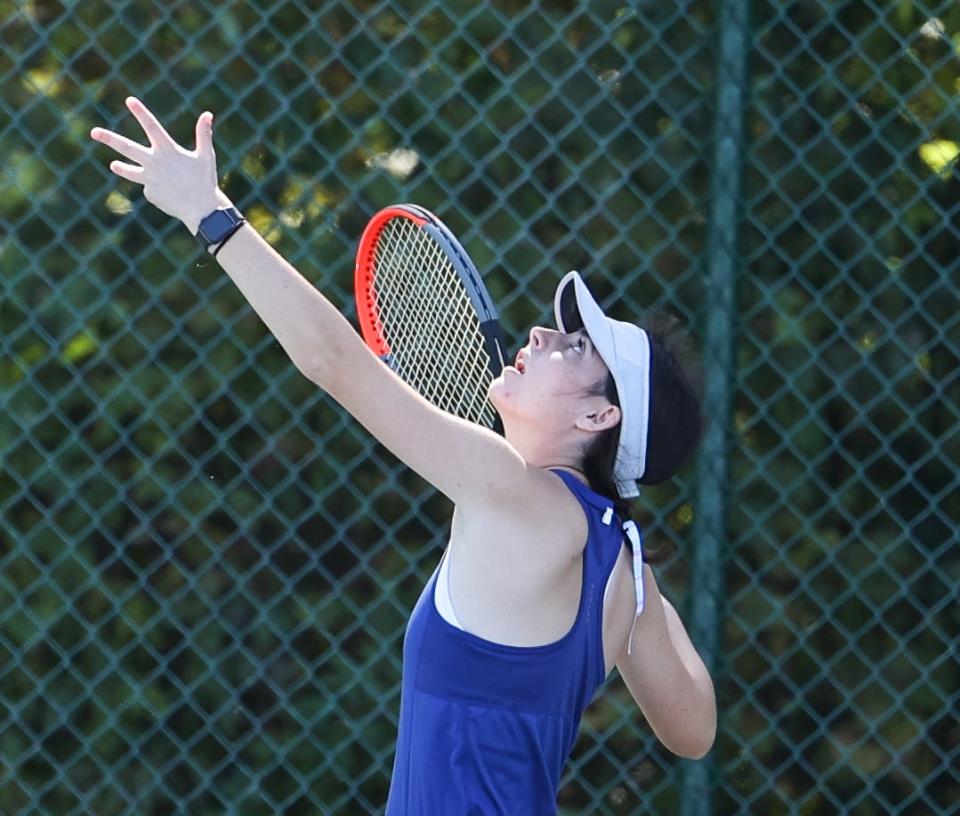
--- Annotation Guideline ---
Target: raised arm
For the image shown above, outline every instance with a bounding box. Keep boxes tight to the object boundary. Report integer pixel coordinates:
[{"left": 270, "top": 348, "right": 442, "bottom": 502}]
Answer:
[
  {"left": 616, "top": 564, "right": 717, "bottom": 759},
  {"left": 89, "top": 97, "right": 531, "bottom": 509}
]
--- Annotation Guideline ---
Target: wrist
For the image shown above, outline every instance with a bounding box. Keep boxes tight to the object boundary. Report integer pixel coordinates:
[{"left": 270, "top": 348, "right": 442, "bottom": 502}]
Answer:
[{"left": 184, "top": 189, "right": 235, "bottom": 235}]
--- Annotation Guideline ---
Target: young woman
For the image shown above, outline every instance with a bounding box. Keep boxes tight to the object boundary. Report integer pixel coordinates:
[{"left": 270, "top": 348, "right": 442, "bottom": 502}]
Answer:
[{"left": 91, "top": 98, "right": 716, "bottom": 814}]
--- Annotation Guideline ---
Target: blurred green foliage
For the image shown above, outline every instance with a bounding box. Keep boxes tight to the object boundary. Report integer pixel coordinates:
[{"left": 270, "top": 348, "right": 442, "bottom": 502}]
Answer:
[{"left": 1, "top": 0, "right": 957, "bottom": 813}]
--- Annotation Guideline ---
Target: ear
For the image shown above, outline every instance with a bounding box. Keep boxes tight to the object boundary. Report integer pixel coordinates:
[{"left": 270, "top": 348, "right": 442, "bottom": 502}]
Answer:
[{"left": 574, "top": 403, "right": 621, "bottom": 433}]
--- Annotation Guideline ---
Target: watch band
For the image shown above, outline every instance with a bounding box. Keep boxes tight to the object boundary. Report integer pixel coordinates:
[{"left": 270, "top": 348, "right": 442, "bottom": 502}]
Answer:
[
  {"left": 212, "top": 221, "right": 246, "bottom": 258},
  {"left": 196, "top": 206, "right": 246, "bottom": 253}
]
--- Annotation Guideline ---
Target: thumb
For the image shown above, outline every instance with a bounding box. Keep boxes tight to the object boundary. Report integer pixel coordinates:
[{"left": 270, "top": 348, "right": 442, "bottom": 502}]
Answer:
[{"left": 195, "top": 110, "right": 214, "bottom": 154}]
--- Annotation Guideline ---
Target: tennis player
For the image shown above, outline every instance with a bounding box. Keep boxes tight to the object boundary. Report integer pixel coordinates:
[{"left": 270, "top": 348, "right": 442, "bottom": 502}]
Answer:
[{"left": 91, "top": 98, "right": 716, "bottom": 814}]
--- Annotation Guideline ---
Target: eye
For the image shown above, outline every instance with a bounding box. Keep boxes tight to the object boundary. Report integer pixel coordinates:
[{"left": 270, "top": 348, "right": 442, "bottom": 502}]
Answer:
[{"left": 572, "top": 336, "right": 586, "bottom": 353}]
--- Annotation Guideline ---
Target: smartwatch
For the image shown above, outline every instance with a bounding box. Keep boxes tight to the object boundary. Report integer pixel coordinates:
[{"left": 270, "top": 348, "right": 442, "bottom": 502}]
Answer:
[{"left": 196, "top": 207, "right": 246, "bottom": 255}]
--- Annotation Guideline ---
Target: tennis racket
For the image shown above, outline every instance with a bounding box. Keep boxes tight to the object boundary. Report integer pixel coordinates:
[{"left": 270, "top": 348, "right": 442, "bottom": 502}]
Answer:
[{"left": 354, "top": 204, "right": 507, "bottom": 434}]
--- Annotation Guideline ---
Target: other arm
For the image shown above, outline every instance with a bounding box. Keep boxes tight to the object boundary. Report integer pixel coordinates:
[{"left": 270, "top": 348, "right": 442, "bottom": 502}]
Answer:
[{"left": 616, "top": 564, "right": 717, "bottom": 759}]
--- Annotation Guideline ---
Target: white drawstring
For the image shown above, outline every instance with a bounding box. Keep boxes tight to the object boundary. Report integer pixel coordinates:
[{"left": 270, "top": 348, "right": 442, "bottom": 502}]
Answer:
[{"left": 622, "top": 519, "right": 645, "bottom": 655}]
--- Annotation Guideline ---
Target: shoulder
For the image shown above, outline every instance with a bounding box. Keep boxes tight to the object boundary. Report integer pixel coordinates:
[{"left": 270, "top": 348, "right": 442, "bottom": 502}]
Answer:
[
  {"left": 532, "top": 468, "right": 591, "bottom": 545},
  {"left": 458, "top": 467, "right": 590, "bottom": 561}
]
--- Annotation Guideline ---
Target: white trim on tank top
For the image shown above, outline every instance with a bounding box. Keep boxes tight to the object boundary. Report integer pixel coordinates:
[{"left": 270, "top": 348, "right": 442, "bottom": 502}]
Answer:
[{"left": 435, "top": 546, "right": 464, "bottom": 628}]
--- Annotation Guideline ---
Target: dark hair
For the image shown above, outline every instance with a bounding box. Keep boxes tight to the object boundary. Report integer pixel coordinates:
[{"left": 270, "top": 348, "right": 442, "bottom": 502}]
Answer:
[{"left": 580, "top": 309, "right": 704, "bottom": 565}]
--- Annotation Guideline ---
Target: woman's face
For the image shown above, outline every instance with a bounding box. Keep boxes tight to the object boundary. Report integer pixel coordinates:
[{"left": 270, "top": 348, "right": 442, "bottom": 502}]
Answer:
[{"left": 489, "top": 326, "right": 612, "bottom": 429}]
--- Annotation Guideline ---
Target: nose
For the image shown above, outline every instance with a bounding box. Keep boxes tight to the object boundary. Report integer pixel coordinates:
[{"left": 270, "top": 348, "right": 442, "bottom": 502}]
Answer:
[{"left": 529, "top": 327, "right": 549, "bottom": 351}]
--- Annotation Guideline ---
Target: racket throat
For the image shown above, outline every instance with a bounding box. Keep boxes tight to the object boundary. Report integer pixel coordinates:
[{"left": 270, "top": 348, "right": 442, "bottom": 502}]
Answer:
[{"left": 480, "top": 320, "right": 507, "bottom": 372}]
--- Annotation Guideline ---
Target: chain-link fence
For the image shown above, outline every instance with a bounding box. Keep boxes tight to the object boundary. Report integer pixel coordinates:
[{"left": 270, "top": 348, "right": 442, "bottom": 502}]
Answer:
[{"left": 2, "top": 1, "right": 958, "bottom": 813}]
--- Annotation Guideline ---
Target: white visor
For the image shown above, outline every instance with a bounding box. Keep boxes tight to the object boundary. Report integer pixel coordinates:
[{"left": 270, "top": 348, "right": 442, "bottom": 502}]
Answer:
[{"left": 554, "top": 271, "right": 651, "bottom": 499}]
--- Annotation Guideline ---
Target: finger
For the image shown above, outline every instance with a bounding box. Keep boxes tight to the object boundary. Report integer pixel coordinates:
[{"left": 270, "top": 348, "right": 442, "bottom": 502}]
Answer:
[
  {"left": 194, "top": 111, "right": 214, "bottom": 155},
  {"left": 108, "top": 160, "right": 145, "bottom": 184},
  {"left": 125, "top": 96, "right": 174, "bottom": 148},
  {"left": 90, "top": 127, "right": 151, "bottom": 165}
]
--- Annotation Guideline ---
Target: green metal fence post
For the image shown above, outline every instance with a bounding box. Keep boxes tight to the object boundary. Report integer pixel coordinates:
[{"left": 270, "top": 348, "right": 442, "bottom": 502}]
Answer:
[{"left": 679, "top": 0, "right": 749, "bottom": 813}]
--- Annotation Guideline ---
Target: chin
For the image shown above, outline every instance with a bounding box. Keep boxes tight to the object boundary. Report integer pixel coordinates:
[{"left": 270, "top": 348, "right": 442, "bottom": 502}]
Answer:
[{"left": 489, "top": 377, "right": 520, "bottom": 413}]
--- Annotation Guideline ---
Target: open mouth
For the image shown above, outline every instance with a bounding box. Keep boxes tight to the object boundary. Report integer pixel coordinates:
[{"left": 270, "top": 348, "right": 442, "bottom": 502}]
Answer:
[{"left": 514, "top": 355, "right": 525, "bottom": 374}]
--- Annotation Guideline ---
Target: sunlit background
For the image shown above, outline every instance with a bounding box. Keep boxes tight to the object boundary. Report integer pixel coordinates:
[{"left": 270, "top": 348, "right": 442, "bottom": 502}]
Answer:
[{"left": 2, "top": 1, "right": 958, "bottom": 813}]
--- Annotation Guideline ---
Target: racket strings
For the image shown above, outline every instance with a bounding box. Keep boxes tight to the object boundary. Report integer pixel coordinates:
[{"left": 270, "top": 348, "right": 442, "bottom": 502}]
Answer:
[
  {"left": 374, "top": 219, "right": 497, "bottom": 427},
  {"left": 379, "top": 223, "right": 492, "bottom": 421}
]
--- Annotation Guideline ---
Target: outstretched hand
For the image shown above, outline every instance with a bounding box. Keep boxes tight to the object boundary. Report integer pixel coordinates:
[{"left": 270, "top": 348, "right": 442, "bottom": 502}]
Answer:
[{"left": 90, "top": 96, "right": 231, "bottom": 234}]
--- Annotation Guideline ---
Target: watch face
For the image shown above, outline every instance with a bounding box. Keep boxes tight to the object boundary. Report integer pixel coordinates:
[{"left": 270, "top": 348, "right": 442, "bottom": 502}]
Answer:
[{"left": 200, "top": 210, "right": 236, "bottom": 242}]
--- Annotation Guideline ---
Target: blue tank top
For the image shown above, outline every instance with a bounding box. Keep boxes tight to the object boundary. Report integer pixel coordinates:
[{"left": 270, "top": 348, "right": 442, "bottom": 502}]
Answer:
[{"left": 385, "top": 469, "right": 628, "bottom": 815}]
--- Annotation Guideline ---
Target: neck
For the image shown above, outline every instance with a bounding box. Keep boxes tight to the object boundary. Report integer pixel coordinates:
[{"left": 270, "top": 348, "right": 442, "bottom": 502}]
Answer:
[
  {"left": 498, "top": 412, "right": 590, "bottom": 480},
  {"left": 547, "top": 464, "right": 589, "bottom": 484}
]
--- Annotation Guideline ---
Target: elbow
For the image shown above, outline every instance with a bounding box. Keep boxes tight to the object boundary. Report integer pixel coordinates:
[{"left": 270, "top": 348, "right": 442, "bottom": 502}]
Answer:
[
  {"left": 668, "top": 724, "right": 716, "bottom": 760},
  {"left": 295, "top": 355, "right": 328, "bottom": 387},
  {"left": 677, "top": 729, "right": 715, "bottom": 760},
  {"left": 678, "top": 672, "right": 717, "bottom": 760},
  {"left": 665, "top": 698, "right": 717, "bottom": 760},
  {"left": 294, "top": 347, "right": 343, "bottom": 391}
]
